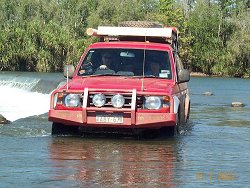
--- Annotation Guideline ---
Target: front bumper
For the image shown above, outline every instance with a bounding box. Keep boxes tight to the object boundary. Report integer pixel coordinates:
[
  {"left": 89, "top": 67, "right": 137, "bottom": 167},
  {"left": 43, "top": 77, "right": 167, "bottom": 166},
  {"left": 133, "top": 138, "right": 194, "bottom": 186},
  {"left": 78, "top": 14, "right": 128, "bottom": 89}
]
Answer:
[
  {"left": 48, "top": 109, "right": 176, "bottom": 129},
  {"left": 49, "top": 88, "right": 177, "bottom": 129}
]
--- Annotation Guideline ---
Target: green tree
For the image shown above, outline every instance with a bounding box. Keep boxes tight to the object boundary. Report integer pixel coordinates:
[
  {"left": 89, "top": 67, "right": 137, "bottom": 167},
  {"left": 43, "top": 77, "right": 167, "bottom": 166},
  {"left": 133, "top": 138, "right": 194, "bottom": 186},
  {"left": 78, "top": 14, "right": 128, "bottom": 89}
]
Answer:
[
  {"left": 224, "top": 10, "right": 250, "bottom": 77},
  {"left": 188, "top": 0, "right": 223, "bottom": 74},
  {"left": 0, "top": 0, "right": 248, "bottom": 76}
]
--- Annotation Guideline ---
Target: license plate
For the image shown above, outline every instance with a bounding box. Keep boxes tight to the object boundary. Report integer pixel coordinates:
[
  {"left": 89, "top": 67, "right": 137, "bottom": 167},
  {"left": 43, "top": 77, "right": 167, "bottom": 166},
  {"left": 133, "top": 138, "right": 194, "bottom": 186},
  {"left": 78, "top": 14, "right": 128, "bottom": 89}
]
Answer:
[{"left": 96, "top": 113, "right": 123, "bottom": 124}]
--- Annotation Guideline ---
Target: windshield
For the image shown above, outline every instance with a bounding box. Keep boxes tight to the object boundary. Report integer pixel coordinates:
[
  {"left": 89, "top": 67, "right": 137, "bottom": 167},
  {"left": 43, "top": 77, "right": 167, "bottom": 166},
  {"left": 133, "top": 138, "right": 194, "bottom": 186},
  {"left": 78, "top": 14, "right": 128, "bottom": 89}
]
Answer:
[{"left": 78, "top": 48, "right": 172, "bottom": 79}]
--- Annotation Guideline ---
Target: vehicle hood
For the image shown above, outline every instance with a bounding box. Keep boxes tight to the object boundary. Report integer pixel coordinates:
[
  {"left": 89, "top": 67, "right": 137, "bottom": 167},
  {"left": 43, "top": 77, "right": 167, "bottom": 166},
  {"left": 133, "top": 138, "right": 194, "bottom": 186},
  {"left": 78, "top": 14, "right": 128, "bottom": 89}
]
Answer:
[{"left": 63, "top": 76, "right": 174, "bottom": 93}]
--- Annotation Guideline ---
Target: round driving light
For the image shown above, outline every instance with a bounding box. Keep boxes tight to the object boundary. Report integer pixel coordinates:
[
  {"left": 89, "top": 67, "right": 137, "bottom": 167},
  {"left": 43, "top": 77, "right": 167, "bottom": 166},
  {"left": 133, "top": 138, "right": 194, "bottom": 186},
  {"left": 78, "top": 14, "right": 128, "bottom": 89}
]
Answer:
[
  {"left": 144, "top": 96, "right": 162, "bottom": 109},
  {"left": 64, "top": 94, "right": 81, "bottom": 107},
  {"left": 92, "top": 93, "right": 106, "bottom": 107},
  {"left": 111, "top": 94, "right": 125, "bottom": 108}
]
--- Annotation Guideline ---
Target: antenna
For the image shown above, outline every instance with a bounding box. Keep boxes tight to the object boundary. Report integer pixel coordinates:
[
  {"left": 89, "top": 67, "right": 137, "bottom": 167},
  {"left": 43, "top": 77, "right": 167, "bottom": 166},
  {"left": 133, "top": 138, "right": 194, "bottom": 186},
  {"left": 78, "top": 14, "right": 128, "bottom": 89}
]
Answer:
[
  {"left": 66, "top": 65, "right": 69, "bottom": 90},
  {"left": 141, "top": 34, "right": 147, "bottom": 91}
]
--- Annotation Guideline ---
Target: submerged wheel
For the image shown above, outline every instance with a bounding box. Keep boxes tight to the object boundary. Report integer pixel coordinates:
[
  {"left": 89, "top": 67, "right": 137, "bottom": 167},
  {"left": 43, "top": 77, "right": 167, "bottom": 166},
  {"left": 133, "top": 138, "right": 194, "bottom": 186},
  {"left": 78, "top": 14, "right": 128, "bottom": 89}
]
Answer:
[
  {"left": 159, "top": 112, "right": 180, "bottom": 137},
  {"left": 51, "top": 122, "right": 79, "bottom": 136},
  {"left": 168, "top": 112, "right": 180, "bottom": 136},
  {"left": 118, "top": 21, "right": 163, "bottom": 28}
]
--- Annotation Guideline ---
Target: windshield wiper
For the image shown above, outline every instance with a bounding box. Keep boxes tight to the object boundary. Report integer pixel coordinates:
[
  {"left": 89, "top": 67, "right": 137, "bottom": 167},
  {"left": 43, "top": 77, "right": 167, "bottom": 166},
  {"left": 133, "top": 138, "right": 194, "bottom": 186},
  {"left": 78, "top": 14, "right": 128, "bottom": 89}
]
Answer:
[
  {"left": 82, "top": 73, "right": 134, "bottom": 77},
  {"left": 89, "top": 73, "right": 119, "bottom": 77},
  {"left": 80, "top": 74, "right": 160, "bottom": 78},
  {"left": 90, "top": 74, "right": 113, "bottom": 77},
  {"left": 143, "top": 75, "right": 157, "bottom": 78}
]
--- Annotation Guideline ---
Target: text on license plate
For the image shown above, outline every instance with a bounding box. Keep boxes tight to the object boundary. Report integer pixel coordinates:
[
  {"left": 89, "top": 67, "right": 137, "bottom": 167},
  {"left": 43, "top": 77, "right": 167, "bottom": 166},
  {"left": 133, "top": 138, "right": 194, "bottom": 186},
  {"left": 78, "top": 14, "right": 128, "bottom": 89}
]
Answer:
[{"left": 96, "top": 113, "right": 123, "bottom": 124}]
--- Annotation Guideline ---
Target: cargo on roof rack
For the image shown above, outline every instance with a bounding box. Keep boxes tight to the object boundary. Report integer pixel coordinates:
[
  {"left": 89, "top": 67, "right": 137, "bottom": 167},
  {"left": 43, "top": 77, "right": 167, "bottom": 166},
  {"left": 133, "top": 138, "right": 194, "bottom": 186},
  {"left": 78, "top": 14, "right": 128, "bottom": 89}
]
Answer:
[{"left": 86, "top": 26, "right": 179, "bottom": 52}]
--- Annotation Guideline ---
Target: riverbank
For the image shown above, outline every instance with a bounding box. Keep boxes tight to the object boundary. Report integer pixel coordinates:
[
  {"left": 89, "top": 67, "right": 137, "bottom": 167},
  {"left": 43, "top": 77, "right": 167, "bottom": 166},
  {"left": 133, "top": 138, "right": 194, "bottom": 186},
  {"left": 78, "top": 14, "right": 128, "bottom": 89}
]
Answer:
[
  {"left": 190, "top": 72, "right": 209, "bottom": 77},
  {"left": 190, "top": 72, "right": 250, "bottom": 78}
]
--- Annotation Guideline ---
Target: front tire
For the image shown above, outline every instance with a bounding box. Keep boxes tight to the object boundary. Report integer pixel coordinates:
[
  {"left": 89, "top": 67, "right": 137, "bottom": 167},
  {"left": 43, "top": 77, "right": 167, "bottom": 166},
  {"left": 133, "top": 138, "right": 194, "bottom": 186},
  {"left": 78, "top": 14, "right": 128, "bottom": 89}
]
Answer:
[
  {"left": 169, "top": 112, "right": 180, "bottom": 136},
  {"left": 159, "top": 112, "right": 180, "bottom": 137},
  {"left": 52, "top": 123, "right": 79, "bottom": 136}
]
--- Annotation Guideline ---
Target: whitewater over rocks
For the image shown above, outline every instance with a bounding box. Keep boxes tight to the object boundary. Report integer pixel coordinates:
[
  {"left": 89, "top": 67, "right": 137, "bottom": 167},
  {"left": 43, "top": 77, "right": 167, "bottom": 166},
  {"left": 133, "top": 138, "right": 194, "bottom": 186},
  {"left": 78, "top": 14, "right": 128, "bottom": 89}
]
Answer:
[{"left": 0, "top": 72, "right": 64, "bottom": 121}]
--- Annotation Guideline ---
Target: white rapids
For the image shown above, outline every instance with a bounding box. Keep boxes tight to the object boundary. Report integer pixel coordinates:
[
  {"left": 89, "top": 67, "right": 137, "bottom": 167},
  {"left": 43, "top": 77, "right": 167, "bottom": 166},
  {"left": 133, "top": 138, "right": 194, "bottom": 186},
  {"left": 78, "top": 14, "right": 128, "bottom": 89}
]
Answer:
[
  {"left": 0, "top": 86, "right": 50, "bottom": 121},
  {"left": 0, "top": 72, "right": 64, "bottom": 122}
]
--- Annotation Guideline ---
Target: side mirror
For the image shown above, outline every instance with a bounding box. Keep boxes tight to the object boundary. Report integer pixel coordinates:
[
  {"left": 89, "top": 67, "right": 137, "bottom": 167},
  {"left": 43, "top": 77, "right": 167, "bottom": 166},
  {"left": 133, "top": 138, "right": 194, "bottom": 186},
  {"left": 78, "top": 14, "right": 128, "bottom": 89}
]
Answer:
[
  {"left": 63, "top": 65, "right": 75, "bottom": 79},
  {"left": 178, "top": 69, "right": 190, "bottom": 83}
]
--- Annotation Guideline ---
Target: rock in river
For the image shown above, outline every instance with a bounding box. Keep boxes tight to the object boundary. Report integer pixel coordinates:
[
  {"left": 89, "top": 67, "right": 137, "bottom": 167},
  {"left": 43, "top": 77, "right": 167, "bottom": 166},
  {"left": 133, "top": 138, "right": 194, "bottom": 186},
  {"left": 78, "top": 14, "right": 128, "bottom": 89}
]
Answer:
[
  {"left": 203, "top": 91, "right": 213, "bottom": 96},
  {"left": 0, "top": 114, "right": 10, "bottom": 124},
  {"left": 231, "top": 102, "right": 245, "bottom": 107}
]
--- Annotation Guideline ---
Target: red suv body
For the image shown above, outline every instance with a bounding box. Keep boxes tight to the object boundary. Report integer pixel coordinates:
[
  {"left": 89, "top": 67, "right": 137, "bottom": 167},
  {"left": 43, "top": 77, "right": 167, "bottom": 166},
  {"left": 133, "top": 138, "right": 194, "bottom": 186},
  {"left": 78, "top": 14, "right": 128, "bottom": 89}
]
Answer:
[{"left": 48, "top": 26, "right": 190, "bottom": 136}]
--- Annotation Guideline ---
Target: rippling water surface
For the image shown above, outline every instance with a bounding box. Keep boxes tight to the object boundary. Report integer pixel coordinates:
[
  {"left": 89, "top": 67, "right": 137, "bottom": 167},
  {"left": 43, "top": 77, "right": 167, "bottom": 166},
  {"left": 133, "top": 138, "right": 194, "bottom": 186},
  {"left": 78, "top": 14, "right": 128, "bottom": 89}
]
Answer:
[{"left": 0, "top": 74, "right": 250, "bottom": 187}]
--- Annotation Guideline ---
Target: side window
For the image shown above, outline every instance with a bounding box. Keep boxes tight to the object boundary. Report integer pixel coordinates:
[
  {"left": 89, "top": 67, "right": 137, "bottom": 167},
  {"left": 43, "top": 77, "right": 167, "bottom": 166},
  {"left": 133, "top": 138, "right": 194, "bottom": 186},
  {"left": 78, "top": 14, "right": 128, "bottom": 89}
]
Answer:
[
  {"left": 144, "top": 50, "right": 172, "bottom": 79},
  {"left": 78, "top": 50, "right": 95, "bottom": 75},
  {"left": 174, "top": 53, "right": 185, "bottom": 81},
  {"left": 174, "top": 53, "right": 184, "bottom": 73}
]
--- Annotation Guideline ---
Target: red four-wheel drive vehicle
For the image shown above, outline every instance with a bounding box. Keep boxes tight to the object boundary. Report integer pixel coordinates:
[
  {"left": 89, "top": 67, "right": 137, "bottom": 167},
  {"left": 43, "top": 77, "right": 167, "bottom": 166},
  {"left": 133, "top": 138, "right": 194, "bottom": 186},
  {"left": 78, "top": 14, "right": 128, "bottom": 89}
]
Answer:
[{"left": 48, "top": 21, "right": 190, "bottom": 136}]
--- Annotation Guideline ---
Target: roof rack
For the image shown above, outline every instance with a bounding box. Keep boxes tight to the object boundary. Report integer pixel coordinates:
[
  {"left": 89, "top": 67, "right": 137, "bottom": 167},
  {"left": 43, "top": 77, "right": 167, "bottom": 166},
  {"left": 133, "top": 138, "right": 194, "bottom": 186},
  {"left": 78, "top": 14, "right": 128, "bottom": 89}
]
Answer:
[{"left": 86, "top": 26, "right": 179, "bottom": 52}]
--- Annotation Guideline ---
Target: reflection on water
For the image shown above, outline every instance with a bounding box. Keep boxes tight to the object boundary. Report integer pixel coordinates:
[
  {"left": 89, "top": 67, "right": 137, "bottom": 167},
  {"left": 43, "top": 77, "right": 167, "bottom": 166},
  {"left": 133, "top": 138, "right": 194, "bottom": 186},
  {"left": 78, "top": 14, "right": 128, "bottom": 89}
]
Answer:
[{"left": 49, "top": 137, "right": 180, "bottom": 187}]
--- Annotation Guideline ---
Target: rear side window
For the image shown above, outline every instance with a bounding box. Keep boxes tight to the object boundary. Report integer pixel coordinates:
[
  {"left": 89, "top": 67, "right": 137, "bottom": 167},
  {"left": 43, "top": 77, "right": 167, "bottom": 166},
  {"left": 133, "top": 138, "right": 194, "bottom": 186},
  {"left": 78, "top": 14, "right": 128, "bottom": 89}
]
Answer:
[{"left": 174, "top": 53, "right": 185, "bottom": 81}]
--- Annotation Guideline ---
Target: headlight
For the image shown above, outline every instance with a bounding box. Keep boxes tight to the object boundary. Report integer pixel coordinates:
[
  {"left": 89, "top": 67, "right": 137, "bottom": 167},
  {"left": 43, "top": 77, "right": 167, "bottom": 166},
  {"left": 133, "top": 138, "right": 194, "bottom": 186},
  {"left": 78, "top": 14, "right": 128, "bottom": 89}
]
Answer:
[
  {"left": 144, "top": 96, "right": 162, "bottom": 109},
  {"left": 93, "top": 93, "right": 106, "bottom": 107},
  {"left": 111, "top": 94, "right": 125, "bottom": 108},
  {"left": 64, "top": 94, "right": 81, "bottom": 107}
]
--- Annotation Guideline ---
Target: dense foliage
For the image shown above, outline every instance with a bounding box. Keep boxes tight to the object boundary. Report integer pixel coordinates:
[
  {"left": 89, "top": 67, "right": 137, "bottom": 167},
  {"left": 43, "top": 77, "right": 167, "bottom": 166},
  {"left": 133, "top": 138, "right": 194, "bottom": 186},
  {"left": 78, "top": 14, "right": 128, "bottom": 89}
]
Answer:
[{"left": 0, "top": 0, "right": 249, "bottom": 77}]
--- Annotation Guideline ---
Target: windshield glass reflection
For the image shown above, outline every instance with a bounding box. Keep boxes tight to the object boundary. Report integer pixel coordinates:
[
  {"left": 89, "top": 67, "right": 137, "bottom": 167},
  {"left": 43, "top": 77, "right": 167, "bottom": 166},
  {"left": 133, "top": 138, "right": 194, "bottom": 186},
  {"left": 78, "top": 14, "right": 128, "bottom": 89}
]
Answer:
[{"left": 78, "top": 49, "right": 172, "bottom": 79}]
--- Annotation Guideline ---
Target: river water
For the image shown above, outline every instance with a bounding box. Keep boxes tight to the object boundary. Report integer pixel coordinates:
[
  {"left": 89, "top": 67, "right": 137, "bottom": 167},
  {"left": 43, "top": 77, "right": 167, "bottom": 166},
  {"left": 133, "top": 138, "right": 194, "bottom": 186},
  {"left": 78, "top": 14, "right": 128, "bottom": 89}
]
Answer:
[{"left": 0, "top": 72, "right": 250, "bottom": 188}]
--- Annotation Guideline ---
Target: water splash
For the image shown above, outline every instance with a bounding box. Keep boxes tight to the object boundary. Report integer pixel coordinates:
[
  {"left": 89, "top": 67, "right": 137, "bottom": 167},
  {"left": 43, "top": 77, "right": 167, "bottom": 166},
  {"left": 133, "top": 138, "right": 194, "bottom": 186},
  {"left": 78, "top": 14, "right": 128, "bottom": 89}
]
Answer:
[
  {"left": 0, "top": 86, "right": 50, "bottom": 121},
  {"left": 0, "top": 72, "right": 64, "bottom": 121}
]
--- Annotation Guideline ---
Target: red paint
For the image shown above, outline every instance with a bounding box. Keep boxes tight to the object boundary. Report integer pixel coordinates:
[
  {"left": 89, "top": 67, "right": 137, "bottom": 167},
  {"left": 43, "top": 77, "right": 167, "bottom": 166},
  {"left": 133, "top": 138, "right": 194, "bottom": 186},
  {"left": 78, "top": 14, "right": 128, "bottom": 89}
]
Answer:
[{"left": 48, "top": 29, "right": 190, "bottom": 135}]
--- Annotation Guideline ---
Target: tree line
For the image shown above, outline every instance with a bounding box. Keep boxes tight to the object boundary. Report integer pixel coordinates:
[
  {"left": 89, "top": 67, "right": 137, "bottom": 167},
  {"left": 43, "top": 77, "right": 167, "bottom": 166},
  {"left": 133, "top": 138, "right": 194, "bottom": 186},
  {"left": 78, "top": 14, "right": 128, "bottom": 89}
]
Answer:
[{"left": 0, "top": 0, "right": 249, "bottom": 77}]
